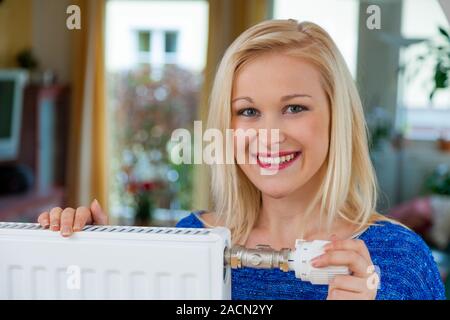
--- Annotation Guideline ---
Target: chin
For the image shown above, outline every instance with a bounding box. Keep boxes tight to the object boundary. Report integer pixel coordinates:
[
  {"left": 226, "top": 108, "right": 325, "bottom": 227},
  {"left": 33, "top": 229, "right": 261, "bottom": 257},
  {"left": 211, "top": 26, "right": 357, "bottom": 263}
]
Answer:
[{"left": 256, "top": 183, "right": 296, "bottom": 199}]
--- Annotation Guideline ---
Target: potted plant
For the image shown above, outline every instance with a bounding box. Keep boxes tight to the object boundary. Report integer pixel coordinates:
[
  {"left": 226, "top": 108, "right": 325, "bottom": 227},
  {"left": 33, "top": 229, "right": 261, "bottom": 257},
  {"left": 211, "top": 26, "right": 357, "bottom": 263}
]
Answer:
[
  {"left": 413, "top": 26, "right": 450, "bottom": 151},
  {"left": 425, "top": 164, "right": 450, "bottom": 197},
  {"left": 427, "top": 27, "right": 450, "bottom": 101},
  {"left": 429, "top": 27, "right": 450, "bottom": 152}
]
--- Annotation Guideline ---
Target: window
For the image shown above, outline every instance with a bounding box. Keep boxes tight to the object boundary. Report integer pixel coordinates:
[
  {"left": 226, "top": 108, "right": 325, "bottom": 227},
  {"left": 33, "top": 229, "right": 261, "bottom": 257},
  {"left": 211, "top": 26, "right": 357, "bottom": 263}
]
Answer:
[
  {"left": 165, "top": 31, "right": 178, "bottom": 53},
  {"left": 106, "top": 0, "right": 209, "bottom": 225},
  {"left": 138, "top": 30, "right": 151, "bottom": 53},
  {"left": 135, "top": 29, "right": 179, "bottom": 67},
  {"left": 164, "top": 30, "right": 178, "bottom": 64},
  {"left": 273, "top": 0, "right": 360, "bottom": 78},
  {"left": 137, "top": 30, "right": 152, "bottom": 66},
  {"left": 397, "top": 0, "right": 450, "bottom": 140}
]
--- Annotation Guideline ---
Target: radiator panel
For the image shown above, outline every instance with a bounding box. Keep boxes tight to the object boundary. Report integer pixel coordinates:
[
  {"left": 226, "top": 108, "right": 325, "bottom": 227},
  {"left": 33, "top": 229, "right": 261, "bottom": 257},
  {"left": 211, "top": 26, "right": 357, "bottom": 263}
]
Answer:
[{"left": 0, "top": 222, "right": 231, "bottom": 300}]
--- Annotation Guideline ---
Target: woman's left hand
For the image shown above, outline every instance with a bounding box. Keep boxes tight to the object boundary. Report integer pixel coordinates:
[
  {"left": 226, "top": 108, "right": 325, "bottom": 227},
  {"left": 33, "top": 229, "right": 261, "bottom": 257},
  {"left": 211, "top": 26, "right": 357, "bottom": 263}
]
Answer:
[{"left": 311, "top": 238, "right": 379, "bottom": 300}]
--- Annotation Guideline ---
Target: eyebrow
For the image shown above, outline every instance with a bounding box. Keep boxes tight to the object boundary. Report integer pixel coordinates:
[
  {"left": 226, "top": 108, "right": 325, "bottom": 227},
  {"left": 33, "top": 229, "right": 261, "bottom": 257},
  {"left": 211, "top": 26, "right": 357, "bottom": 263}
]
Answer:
[{"left": 231, "top": 93, "right": 312, "bottom": 104}]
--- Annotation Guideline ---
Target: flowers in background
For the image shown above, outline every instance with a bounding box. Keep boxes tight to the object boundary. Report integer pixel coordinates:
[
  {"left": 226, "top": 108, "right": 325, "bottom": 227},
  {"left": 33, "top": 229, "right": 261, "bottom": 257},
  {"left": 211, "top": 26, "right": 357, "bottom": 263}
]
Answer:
[
  {"left": 126, "top": 179, "right": 165, "bottom": 225},
  {"left": 108, "top": 64, "right": 201, "bottom": 223}
]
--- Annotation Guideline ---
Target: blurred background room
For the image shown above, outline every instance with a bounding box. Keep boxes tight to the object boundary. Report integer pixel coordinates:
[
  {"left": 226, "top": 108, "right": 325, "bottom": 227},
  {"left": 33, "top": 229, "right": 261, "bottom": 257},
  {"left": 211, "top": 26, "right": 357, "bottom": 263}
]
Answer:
[{"left": 0, "top": 0, "right": 450, "bottom": 296}]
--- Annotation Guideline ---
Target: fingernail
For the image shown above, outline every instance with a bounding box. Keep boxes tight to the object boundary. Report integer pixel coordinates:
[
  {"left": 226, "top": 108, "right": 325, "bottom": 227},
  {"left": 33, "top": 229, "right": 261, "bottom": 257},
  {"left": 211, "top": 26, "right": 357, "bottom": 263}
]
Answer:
[
  {"left": 323, "top": 243, "right": 333, "bottom": 251},
  {"left": 50, "top": 224, "right": 59, "bottom": 230},
  {"left": 61, "top": 227, "right": 72, "bottom": 236}
]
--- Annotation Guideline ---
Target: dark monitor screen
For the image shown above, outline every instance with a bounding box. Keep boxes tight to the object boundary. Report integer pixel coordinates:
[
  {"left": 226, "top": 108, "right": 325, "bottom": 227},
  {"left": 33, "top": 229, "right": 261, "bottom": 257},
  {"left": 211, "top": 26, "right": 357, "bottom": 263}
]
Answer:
[
  {"left": 0, "top": 70, "right": 27, "bottom": 162},
  {"left": 0, "top": 80, "right": 15, "bottom": 139}
]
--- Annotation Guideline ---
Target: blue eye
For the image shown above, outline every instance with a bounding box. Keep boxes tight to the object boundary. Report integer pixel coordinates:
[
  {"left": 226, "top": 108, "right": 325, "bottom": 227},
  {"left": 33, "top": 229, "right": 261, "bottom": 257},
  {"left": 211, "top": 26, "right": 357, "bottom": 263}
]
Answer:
[
  {"left": 284, "top": 105, "right": 308, "bottom": 114},
  {"left": 237, "top": 108, "right": 260, "bottom": 117}
]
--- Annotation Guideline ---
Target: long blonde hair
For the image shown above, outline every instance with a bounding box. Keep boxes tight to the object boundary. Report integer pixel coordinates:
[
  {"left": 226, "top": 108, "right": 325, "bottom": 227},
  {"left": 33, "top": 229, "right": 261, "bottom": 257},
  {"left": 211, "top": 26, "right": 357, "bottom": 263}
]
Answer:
[{"left": 204, "top": 19, "right": 396, "bottom": 246}]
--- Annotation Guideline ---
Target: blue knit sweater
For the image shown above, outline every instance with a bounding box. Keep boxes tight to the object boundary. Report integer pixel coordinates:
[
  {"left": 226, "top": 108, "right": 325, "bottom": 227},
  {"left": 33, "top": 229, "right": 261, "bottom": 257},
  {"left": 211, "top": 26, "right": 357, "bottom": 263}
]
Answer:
[{"left": 175, "top": 210, "right": 446, "bottom": 300}]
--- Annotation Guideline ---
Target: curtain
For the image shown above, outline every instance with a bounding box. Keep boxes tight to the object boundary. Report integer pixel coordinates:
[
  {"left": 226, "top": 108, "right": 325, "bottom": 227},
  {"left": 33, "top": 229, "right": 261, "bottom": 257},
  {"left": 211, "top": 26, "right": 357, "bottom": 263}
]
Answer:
[
  {"left": 193, "top": 0, "right": 272, "bottom": 210},
  {"left": 67, "top": 0, "right": 108, "bottom": 213},
  {"left": 0, "top": 0, "right": 31, "bottom": 68}
]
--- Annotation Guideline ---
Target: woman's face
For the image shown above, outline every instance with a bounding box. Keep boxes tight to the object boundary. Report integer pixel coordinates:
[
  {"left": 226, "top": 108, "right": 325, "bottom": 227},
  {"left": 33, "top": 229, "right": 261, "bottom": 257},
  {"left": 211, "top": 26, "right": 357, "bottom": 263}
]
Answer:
[{"left": 231, "top": 52, "right": 330, "bottom": 198}]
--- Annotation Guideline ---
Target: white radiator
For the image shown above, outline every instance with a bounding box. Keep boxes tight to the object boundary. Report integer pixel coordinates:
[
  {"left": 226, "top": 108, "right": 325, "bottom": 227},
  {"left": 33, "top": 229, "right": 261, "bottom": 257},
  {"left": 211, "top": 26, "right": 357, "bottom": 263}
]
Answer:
[{"left": 0, "top": 222, "right": 231, "bottom": 300}]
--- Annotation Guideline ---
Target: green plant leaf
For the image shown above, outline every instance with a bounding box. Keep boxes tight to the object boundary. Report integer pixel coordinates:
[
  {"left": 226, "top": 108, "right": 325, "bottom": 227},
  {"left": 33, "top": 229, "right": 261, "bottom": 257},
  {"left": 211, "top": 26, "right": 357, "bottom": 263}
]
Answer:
[
  {"left": 434, "top": 62, "right": 448, "bottom": 89},
  {"left": 439, "top": 26, "right": 450, "bottom": 40},
  {"left": 430, "top": 88, "right": 436, "bottom": 100}
]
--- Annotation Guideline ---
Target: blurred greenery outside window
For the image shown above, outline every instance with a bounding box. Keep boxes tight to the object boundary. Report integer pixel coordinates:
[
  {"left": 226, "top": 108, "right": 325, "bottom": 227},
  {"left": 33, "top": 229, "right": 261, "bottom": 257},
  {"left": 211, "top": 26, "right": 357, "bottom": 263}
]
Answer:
[{"left": 105, "top": 0, "right": 209, "bottom": 224}]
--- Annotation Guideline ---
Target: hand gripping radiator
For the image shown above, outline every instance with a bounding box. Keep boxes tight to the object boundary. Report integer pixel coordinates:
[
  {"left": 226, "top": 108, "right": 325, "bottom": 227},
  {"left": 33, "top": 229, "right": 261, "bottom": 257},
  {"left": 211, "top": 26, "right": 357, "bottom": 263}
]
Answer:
[{"left": 0, "top": 222, "right": 349, "bottom": 300}]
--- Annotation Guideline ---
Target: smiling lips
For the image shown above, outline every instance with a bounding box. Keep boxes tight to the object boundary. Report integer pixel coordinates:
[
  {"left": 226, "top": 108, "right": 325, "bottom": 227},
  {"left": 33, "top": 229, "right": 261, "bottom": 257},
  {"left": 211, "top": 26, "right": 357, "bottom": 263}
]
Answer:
[{"left": 255, "top": 151, "right": 302, "bottom": 170}]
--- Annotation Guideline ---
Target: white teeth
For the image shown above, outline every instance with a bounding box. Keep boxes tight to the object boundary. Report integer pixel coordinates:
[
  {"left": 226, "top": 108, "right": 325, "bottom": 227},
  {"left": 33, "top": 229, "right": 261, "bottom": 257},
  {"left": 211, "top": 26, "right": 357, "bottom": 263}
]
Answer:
[{"left": 257, "top": 153, "right": 298, "bottom": 165}]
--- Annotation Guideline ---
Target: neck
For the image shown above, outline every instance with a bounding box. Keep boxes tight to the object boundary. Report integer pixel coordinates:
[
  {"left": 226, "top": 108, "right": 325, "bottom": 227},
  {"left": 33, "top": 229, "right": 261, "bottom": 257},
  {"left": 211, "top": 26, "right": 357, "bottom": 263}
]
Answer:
[
  {"left": 258, "top": 189, "right": 321, "bottom": 241},
  {"left": 256, "top": 164, "right": 338, "bottom": 242}
]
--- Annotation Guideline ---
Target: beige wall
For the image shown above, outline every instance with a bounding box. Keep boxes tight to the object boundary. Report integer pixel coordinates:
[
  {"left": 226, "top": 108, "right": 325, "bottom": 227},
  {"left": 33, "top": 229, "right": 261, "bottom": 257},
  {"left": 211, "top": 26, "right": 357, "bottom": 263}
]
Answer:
[
  {"left": 31, "top": 0, "right": 73, "bottom": 84},
  {"left": 0, "top": 0, "right": 73, "bottom": 83},
  {"left": 0, "top": 0, "right": 32, "bottom": 67}
]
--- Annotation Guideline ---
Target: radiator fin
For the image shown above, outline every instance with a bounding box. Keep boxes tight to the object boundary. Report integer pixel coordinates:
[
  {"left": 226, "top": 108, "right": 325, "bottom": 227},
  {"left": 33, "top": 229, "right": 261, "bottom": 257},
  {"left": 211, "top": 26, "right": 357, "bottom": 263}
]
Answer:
[{"left": 0, "top": 222, "right": 210, "bottom": 235}]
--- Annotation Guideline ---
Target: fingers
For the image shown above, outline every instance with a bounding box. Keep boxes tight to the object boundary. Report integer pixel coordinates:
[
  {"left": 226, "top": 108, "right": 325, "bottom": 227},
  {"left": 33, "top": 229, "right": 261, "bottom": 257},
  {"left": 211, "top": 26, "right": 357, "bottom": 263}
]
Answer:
[
  {"left": 90, "top": 199, "right": 108, "bottom": 225},
  {"left": 73, "top": 207, "right": 93, "bottom": 231},
  {"left": 327, "top": 288, "right": 366, "bottom": 300},
  {"left": 323, "top": 239, "right": 371, "bottom": 263},
  {"left": 60, "top": 208, "right": 75, "bottom": 237},
  {"left": 329, "top": 275, "right": 368, "bottom": 293},
  {"left": 49, "top": 207, "right": 63, "bottom": 231},
  {"left": 37, "top": 202, "right": 108, "bottom": 237},
  {"left": 311, "top": 250, "right": 368, "bottom": 278},
  {"left": 328, "top": 275, "right": 378, "bottom": 300},
  {"left": 319, "top": 239, "right": 378, "bottom": 300},
  {"left": 37, "top": 212, "right": 50, "bottom": 228}
]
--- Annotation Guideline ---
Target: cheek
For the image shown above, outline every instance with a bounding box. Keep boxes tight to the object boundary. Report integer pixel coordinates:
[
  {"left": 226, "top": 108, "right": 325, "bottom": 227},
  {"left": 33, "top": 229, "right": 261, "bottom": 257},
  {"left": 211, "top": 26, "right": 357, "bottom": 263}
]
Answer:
[
  {"left": 288, "top": 114, "right": 330, "bottom": 159},
  {"left": 303, "top": 114, "right": 330, "bottom": 160},
  {"left": 231, "top": 121, "right": 257, "bottom": 154}
]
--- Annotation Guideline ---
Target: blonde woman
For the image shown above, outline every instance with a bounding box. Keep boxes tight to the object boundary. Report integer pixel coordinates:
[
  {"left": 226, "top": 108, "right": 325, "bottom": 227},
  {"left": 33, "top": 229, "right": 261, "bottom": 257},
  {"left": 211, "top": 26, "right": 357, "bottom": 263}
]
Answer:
[{"left": 38, "top": 19, "right": 445, "bottom": 300}]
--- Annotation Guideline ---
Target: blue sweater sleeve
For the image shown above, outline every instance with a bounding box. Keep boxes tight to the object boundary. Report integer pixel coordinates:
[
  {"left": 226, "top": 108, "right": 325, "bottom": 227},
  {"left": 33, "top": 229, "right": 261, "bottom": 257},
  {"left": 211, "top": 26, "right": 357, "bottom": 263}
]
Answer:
[
  {"left": 363, "top": 222, "right": 446, "bottom": 300},
  {"left": 175, "top": 211, "right": 205, "bottom": 228}
]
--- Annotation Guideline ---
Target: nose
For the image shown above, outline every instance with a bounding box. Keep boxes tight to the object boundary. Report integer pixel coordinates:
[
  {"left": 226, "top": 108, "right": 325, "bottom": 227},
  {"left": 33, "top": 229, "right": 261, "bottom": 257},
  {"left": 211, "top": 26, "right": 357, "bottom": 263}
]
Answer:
[{"left": 251, "top": 116, "right": 286, "bottom": 153}]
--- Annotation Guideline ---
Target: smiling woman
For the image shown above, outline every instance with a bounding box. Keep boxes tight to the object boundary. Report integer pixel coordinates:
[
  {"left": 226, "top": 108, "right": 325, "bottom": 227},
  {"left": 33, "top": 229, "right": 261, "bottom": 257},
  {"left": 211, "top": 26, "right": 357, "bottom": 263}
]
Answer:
[{"left": 174, "top": 19, "right": 447, "bottom": 300}]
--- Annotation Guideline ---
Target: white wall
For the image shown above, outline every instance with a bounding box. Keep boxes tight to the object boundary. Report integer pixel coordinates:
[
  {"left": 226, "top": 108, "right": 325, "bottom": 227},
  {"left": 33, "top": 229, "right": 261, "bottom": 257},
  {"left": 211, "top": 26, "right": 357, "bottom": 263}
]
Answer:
[
  {"left": 274, "top": 0, "right": 359, "bottom": 78},
  {"left": 106, "top": 0, "right": 208, "bottom": 72}
]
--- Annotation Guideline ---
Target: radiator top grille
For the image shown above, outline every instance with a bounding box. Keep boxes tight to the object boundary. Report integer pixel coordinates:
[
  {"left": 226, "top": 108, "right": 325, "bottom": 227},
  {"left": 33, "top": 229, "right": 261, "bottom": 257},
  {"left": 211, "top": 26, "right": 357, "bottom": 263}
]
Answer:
[{"left": 0, "top": 222, "right": 211, "bottom": 236}]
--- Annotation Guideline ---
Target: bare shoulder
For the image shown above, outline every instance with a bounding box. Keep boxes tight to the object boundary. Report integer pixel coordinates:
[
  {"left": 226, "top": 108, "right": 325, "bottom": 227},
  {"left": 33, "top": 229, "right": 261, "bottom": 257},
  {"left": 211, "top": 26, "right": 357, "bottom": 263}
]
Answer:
[{"left": 197, "top": 211, "right": 225, "bottom": 227}]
